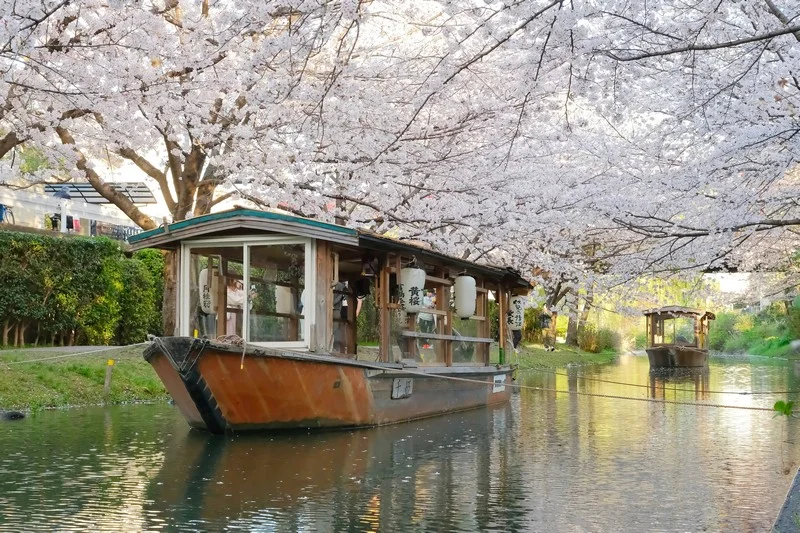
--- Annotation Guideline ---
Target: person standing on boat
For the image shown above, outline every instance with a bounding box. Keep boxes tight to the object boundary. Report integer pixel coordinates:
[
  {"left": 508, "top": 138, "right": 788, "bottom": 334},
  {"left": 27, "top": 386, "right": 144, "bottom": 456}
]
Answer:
[
  {"left": 226, "top": 278, "right": 245, "bottom": 335},
  {"left": 333, "top": 281, "right": 350, "bottom": 353},
  {"left": 418, "top": 290, "right": 436, "bottom": 349}
]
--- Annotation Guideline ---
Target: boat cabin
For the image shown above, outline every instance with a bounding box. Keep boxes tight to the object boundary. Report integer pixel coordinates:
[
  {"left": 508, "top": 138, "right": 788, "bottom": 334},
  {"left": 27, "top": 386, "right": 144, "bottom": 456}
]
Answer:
[
  {"left": 128, "top": 209, "right": 530, "bottom": 366},
  {"left": 643, "top": 306, "right": 715, "bottom": 350}
]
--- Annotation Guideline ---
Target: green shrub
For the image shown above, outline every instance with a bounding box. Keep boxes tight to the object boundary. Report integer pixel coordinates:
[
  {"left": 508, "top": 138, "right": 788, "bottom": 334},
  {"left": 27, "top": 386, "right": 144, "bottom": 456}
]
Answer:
[
  {"left": 356, "top": 290, "right": 380, "bottom": 344},
  {"left": 633, "top": 331, "right": 647, "bottom": 349},
  {"left": 0, "top": 231, "right": 163, "bottom": 347},
  {"left": 578, "top": 324, "right": 620, "bottom": 353},
  {"left": 709, "top": 312, "right": 737, "bottom": 351},
  {"left": 133, "top": 249, "right": 165, "bottom": 336},
  {"left": 116, "top": 258, "right": 158, "bottom": 345}
]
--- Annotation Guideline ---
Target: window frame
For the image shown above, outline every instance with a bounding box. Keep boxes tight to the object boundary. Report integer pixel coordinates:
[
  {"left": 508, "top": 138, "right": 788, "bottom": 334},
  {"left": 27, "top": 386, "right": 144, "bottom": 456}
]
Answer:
[{"left": 180, "top": 236, "right": 316, "bottom": 349}]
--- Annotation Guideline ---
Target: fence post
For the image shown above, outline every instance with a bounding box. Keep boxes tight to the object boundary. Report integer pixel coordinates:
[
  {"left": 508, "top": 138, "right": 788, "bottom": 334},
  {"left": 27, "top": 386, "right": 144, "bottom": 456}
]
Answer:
[{"left": 104, "top": 359, "right": 115, "bottom": 402}]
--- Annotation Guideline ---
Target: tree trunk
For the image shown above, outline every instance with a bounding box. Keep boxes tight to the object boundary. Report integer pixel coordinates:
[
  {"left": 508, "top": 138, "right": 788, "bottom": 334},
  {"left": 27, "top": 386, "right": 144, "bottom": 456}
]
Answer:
[
  {"left": 565, "top": 314, "right": 578, "bottom": 347},
  {"left": 576, "top": 290, "right": 594, "bottom": 340},
  {"left": 162, "top": 249, "right": 179, "bottom": 336},
  {"left": 549, "top": 311, "right": 558, "bottom": 349},
  {"left": 2, "top": 318, "right": 11, "bottom": 347},
  {"left": 33, "top": 323, "right": 41, "bottom": 347},
  {"left": 15, "top": 321, "right": 28, "bottom": 348},
  {"left": 564, "top": 293, "right": 578, "bottom": 346}
]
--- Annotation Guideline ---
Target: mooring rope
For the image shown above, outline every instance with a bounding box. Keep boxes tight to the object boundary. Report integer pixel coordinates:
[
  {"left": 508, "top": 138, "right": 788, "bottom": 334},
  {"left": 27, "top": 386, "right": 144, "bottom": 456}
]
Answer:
[
  {"left": 531, "top": 367, "right": 800, "bottom": 396},
  {"left": 344, "top": 360, "right": 782, "bottom": 413},
  {"left": 2, "top": 342, "right": 149, "bottom": 366}
]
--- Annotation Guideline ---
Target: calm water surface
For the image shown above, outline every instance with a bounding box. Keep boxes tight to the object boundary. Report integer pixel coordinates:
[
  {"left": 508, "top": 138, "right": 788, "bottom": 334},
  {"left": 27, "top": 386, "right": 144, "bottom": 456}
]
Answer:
[{"left": 2, "top": 354, "right": 800, "bottom": 532}]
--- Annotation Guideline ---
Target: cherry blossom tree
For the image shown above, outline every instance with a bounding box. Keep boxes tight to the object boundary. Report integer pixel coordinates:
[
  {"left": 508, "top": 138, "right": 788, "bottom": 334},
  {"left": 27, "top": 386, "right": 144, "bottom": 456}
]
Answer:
[{"left": 2, "top": 0, "right": 799, "bottom": 332}]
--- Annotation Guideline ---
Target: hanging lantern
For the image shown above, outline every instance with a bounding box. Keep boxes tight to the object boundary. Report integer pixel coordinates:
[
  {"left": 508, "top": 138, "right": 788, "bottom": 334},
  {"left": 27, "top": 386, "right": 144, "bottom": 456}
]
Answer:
[
  {"left": 507, "top": 295, "right": 525, "bottom": 331},
  {"left": 454, "top": 275, "right": 476, "bottom": 319},
  {"left": 399, "top": 267, "right": 426, "bottom": 313}
]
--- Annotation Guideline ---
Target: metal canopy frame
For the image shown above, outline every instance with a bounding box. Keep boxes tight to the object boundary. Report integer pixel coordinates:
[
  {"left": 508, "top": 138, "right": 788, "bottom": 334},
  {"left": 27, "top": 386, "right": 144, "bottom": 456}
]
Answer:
[{"left": 43, "top": 182, "right": 158, "bottom": 204}]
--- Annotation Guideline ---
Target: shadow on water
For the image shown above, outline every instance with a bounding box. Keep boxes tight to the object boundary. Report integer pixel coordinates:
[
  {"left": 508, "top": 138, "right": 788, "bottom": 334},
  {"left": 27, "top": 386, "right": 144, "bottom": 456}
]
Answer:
[{"left": 144, "top": 403, "right": 527, "bottom": 531}]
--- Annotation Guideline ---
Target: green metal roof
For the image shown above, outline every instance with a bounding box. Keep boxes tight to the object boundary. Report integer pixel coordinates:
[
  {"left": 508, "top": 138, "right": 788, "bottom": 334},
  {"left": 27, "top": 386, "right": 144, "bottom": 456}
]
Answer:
[{"left": 128, "top": 208, "right": 357, "bottom": 247}]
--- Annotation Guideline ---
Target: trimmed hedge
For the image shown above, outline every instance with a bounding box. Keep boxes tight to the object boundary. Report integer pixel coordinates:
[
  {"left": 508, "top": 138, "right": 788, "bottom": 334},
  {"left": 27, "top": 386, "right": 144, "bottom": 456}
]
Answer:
[{"left": 0, "top": 231, "right": 163, "bottom": 347}]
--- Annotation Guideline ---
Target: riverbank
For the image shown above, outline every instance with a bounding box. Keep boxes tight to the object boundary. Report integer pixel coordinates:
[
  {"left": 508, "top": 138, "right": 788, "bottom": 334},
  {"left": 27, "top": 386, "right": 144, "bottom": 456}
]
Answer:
[
  {"left": 0, "top": 345, "right": 168, "bottom": 411},
  {"left": 514, "top": 343, "right": 618, "bottom": 369},
  {"left": 1, "top": 342, "right": 618, "bottom": 412}
]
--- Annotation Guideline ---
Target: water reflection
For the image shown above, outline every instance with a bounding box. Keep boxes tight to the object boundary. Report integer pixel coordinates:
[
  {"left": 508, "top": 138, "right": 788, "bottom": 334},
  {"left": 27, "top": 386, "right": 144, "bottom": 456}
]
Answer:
[
  {"left": 649, "top": 367, "right": 710, "bottom": 400},
  {"left": 2, "top": 355, "right": 800, "bottom": 531},
  {"left": 145, "top": 404, "right": 524, "bottom": 532}
]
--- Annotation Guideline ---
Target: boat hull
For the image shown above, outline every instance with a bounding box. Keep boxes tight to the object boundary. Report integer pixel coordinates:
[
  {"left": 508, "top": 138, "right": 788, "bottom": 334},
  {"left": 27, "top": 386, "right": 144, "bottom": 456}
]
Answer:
[
  {"left": 145, "top": 337, "right": 513, "bottom": 433},
  {"left": 646, "top": 346, "right": 708, "bottom": 368}
]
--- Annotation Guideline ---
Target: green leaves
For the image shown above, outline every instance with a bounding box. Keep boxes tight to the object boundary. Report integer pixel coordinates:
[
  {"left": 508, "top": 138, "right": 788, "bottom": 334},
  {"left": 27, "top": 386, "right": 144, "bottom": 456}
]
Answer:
[
  {"left": 0, "top": 231, "right": 162, "bottom": 346},
  {"left": 774, "top": 400, "right": 794, "bottom": 418}
]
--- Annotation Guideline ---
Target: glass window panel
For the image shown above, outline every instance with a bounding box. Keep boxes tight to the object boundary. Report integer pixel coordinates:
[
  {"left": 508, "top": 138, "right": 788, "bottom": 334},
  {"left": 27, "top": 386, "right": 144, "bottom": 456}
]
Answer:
[
  {"left": 247, "top": 243, "right": 306, "bottom": 343},
  {"left": 187, "top": 247, "right": 244, "bottom": 339}
]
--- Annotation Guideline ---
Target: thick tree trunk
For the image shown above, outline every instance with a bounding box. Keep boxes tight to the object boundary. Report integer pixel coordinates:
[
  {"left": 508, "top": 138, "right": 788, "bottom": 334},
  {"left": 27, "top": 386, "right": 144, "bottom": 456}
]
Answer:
[
  {"left": 565, "top": 315, "right": 578, "bottom": 347},
  {"left": 15, "top": 321, "right": 28, "bottom": 348},
  {"left": 162, "top": 249, "right": 179, "bottom": 336},
  {"left": 548, "top": 311, "right": 558, "bottom": 349},
  {"left": 576, "top": 290, "right": 594, "bottom": 341}
]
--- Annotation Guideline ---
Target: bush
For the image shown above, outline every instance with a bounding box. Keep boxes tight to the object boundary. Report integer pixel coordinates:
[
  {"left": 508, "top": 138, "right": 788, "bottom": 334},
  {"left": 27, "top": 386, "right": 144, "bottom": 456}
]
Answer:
[
  {"left": 133, "top": 249, "right": 165, "bottom": 336},
  {"left": 633, "top": 331, "right": 647, "bottom": 349},
  {"left": 0, "top": 230, "right": 163, "bottom": 346},
  {"left": 116, "top": 258, "right": 158, "bottom": 345},
  {"left": 578, "top": 324, "right": 620, "bottom": 353},
  {"left": 709, "top": 312, "right": 737, "bottom": 351},
  {"left": 356, "top": 290, "right": 380, "bottom": 344}
]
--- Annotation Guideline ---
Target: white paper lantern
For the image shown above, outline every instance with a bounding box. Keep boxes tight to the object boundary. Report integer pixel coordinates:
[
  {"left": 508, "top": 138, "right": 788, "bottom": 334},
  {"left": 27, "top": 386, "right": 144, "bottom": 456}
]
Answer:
[
  {"left": 198, "top": 268, "right": 218, "bottom": 314},
  {"left": 399, "top": 267, "right": 426, "bottom": 313},
  {"left": 507, "top": 296, "right": 524, "bottom": 331},
  {"left": 454, "top": 275, "right": 476, "bottom": 319}
]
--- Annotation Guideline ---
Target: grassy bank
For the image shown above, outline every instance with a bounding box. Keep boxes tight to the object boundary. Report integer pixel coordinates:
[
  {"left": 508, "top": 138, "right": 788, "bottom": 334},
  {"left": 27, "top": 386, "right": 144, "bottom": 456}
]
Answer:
[
  {"left": 512, "top": 343, "right": 618, "bottom": 369},
  {"left": 0, "top": 345, "right": 168, "bottom": 411}
]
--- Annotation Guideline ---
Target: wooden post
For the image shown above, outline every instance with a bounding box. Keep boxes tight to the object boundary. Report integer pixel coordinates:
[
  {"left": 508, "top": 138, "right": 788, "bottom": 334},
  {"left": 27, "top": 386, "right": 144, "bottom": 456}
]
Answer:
[
  {"left": 103, "top": 359, "right": 115, "bottom": 402},
  {"left": 378, "top": 255, "right": 391, "bottom": 362},
  {"left": 312, "top": 241, "right": 331, "bottom": 352},
  {"left": 442, "top": 268, "right": 453, "bottom": 367},
  {"left": 215, "top": 260, "right": 226, "bottom": 338},
  {"left": 498, "top": 288, "right": 507, "bottom": 364}
]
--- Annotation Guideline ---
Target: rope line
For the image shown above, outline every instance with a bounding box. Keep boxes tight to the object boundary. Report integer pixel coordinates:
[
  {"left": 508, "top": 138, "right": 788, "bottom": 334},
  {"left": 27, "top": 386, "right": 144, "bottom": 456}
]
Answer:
[
  {"left": 1, "top": 343, "right": 149, "bottom": 365},
  {"left": 342, "top": 360, "right": 780, "bottom": 413},
  {"left": 530, "top": 367, "right": 800, "bottom": 396}
]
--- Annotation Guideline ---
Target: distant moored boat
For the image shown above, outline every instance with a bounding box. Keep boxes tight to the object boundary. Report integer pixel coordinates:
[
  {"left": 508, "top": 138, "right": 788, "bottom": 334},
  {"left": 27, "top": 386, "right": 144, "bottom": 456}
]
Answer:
[{"left": 643, "top": 306, "right": 715, "bottom": 368}]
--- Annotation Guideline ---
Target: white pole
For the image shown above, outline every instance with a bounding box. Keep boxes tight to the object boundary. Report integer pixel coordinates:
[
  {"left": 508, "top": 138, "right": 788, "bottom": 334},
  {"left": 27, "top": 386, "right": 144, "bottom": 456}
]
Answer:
[{"left": 58, "top": 199, "right": 68, "bottom": 232}]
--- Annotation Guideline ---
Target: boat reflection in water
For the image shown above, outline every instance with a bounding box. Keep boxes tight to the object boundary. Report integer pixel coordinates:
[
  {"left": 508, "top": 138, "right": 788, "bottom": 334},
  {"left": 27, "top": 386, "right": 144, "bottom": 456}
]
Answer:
[
  {"left": 144, "top": 403, "right": 523, "bottom": 531},
  {"left": 648, "top": 367, "right": 710, "bottom": 401}
]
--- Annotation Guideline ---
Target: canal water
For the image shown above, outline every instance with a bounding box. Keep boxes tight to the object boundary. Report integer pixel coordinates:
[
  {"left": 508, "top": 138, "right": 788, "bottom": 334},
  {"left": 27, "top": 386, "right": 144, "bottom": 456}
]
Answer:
[{"left": 2, "top": 354, "right": 799, "bottom": 532}]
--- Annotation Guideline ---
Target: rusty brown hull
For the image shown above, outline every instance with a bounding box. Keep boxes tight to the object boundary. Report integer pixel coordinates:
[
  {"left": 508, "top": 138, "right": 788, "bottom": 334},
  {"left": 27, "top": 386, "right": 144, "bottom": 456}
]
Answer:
[
  {"left": 144, "top": 337, "right": 513, "bottom": 433},
  {"left": 646, "top": 345, "right": 708, "bottom": 368}
]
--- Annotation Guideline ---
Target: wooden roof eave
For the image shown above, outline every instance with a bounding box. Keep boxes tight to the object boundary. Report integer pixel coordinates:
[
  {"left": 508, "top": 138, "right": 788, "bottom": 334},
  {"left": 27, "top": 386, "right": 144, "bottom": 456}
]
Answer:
[
  {"left": 357, "top": 232, "right": 531, "bottom": 288},
  {"left": 643, "top": 307, "right": 716, "bottom": 321}
]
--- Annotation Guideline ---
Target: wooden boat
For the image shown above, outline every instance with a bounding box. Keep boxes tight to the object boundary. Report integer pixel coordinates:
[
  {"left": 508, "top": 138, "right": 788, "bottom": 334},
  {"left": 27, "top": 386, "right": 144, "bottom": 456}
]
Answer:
[
  {"left": 129, "top": 208, "right": 530, "bottom": 433},
  {"left": 643, "top": 306, "right": 715, "bottom": 368}
]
